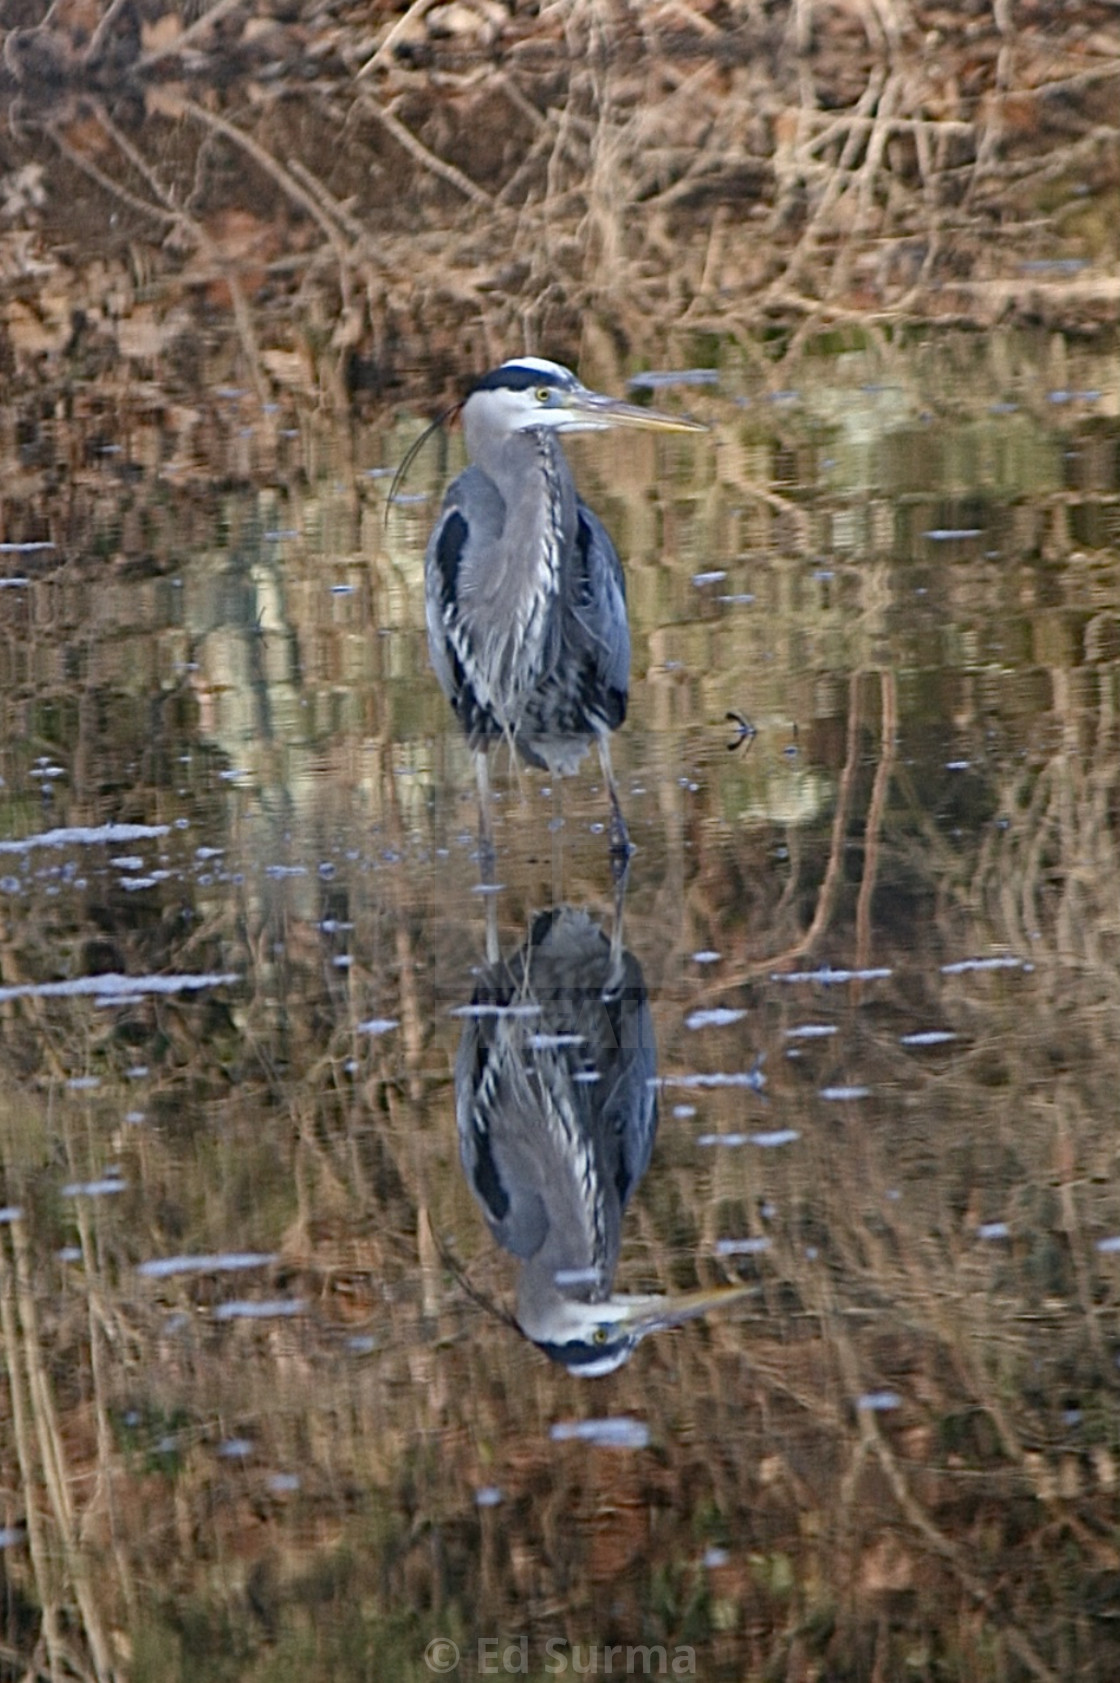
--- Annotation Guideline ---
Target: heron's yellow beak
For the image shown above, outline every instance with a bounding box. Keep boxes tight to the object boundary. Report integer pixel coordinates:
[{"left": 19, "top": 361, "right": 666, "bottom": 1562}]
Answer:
[
  {"left": 600, "top": 1279, "right": 754, "bottom": 1336},
  {"left": 561, "top": 389, "right": 709, "bottom": 434}
]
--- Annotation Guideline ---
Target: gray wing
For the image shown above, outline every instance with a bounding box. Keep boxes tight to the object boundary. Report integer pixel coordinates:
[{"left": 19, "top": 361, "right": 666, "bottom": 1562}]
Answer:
[
  {"left": 455, "top": 1012, "right": 551, "bottom": 1260},
  {"left": 424, "top": 466, "right": 506, "bottom": 709},
  {"left": 598, "top": 951, "right": 658, "bottom": 1210},
  {"left": 566, "top": 501, "right": 630, "bottom": 718}
]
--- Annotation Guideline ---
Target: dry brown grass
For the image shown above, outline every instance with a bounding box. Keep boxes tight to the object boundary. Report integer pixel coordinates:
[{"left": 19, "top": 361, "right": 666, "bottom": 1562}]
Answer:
[{"left": 0, "top": 1, "right": 1117, "bottom": 408}]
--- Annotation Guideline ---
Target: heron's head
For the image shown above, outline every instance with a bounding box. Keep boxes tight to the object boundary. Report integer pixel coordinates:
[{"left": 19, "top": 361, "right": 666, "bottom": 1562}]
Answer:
[
  {"left": 464, "top": 357, "right": 707, "bottom": 441},
  {"left": 522, "top": 1282, "right": 753, "bottom": 1378}
]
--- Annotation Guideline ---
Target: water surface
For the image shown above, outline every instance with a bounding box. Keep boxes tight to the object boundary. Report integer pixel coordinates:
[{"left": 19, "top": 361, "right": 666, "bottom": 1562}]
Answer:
[{"left": 1, "top": 330, "right": 1118, "bottom": 1681}]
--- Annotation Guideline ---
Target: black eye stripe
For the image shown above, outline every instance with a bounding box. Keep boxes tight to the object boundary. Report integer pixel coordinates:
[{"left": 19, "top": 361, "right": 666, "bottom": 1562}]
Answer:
[
  {"left": 471, "top": 365, "right": 571, "bottom": 395},
  {"left": 535, "top": 1336, "right": 633, "bottom": 1367}
]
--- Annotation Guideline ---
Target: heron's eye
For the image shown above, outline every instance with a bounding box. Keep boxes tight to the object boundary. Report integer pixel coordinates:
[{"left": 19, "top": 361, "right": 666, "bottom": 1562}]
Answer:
[
  {"left": 535, "top": 387, "right": 552, "bottom": 405},
  {"left": 592, "top": 1326, "right": 609, "bottom": 1345}
]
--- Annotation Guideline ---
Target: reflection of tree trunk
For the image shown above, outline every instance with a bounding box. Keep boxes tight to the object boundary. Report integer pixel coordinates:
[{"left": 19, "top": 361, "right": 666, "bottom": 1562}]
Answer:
[
  {"left": 382, "top": 748, "right": 425, "bottom": 1101},
  {"left": 855, "top": 668, "right": 896, "bottom": 972}
]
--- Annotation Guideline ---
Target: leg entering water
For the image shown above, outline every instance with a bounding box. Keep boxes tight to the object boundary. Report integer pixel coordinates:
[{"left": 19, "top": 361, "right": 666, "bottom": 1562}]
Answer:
[
  {"left": 473, "top": 750, "right": 501, "bottom": 964},
  {"left": 474, "top": 749, "right": 496, "bottom": 881},
  {"left": 596, "top": 733, "right": 632, "bottom": 878},
  {"left": 606, "top": 847, "right": 631, "bottom": 992},
  {"left": 550, "top": 780, "right": 565, "bottom": 905}
]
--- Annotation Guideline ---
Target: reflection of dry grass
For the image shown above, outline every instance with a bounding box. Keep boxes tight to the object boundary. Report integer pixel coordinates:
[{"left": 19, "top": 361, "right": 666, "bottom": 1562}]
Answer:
[{"left": 0, "top": 352, "right": 1117, "bottom": 1676}]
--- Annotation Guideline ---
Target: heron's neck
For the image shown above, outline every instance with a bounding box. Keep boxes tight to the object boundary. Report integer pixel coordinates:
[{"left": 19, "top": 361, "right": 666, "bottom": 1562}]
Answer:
[{"left": 482, "top": 430, "right": 578, "bottom": 580}]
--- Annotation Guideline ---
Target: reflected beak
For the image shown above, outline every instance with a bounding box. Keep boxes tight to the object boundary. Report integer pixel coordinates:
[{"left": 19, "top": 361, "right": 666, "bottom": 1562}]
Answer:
[
  {"left": 561, "top": 388, "right": 708, "bottom": 435},
  {"left": 600, "top": 1280, "right": 755, "bottom": 1337}
]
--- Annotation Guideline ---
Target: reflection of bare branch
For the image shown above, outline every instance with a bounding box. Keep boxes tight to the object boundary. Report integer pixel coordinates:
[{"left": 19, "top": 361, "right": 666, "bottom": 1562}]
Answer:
[
  {"left": 135, "top": 0, "right": 248, "bottom": 71},
  {"left": 355, "top": 0, "right": 446, "bottom": 81},
  {"left": 823, "top": 1281, "right": 1060, "bottom": 1683},
  {"left": 47, "top": 120, "right": 178, "bottom": 230},
  {"left": 83, "top": 0, "right": 133, "bottom": 66},
  {"left": 177, "top": 96, "right": 364, "bottom": 264},
  {"left": 855, "top": 667, "right": 895, "bottom": 969},
  {"left": 715, "top": 669, "right": 864, "bottom": 983},
  {"left": 91, "top": 103, "right": 271, "bottom": 404},
  {"left": 358, "top": 92, "right": 493, "bottom": 208}
]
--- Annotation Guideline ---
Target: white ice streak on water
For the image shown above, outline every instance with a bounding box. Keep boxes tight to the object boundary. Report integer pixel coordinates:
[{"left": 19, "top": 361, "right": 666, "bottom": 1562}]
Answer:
[
  {"left": 857, "top": 1391, "right": 902, "bottom": 1412},
  {"left": 900, "top": 1030, "right": 959, "bottom": 1045},
  {"left": 450, "top": 1002, "right": 541, "bottom": 1019},
  {"left": 356, "top": 1017, "right": 399, "bottom": 1036},
  {"left": 137, "top": 1252, "right": 277, "bottom": 1278},
  {"left": 660, "top": 1069, "right": 766, "bottom": 1091},
  {"left": 62, "top": 1176, "right": 127, "bottom": 1197},
  {"left": 685, "top": 1008, "right": 747, "bottom": 1030},
  {"left": 819, "top": 1085, "right": 870, "bottom": 1101},
  {"left": 628, "top": 368, "right": 720, "bottom": 389},
  {"left": 941, "top": 955, "right": 1028, "bottom": 974},
  {"left": 213, "top": 1299, "right": 307, "bottom": 1320},
  {"left": 977, "top": 1222, "right": 1011, "bottom": 1241},
  {"left": 0, "top": 971, "right": 237, "bottom": 1005},
  {"left": 698, "top": 1129, "right": 800, "bottom": 1149},
  {"left": 0, "top": 822, "right": 171, "bottom": 855},
  {"left": 785, "top": 1023, "right": 837, "bottom": 1039},
  {"left": 550, "top": 1418, "right": 650, "bottom": 1450},
  {"left": 715, "top": 1238, "right": 771, "bottom": 1256},
  {"left": 774, "top": 965, "right": 892, "bottom": 984}
]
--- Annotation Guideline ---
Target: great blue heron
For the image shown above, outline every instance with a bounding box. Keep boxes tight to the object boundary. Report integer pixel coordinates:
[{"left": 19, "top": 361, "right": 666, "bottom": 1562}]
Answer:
[
  {"left": 420, "top": 357, "right": 705, "bottom": 859},
  {"left": 455, "top": 896, "right": 749, "bottom": 1375}
]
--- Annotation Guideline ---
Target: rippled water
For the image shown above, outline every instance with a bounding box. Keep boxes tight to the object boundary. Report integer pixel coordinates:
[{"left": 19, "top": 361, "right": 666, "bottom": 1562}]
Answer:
[{"left": 1, "top": 331, "right": 1119, "bottom": 1680}]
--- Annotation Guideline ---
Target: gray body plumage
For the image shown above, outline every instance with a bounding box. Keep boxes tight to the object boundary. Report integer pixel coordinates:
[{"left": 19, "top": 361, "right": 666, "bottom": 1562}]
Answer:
[
  {"left": 420, "top": 358, "right": 703, "bottom": 849},
  {"left": 456, "top": 904, "right": 658, "bottom": 1372},
  {"left": 425, "top": 394, "right": 629, "bottom": 776}
]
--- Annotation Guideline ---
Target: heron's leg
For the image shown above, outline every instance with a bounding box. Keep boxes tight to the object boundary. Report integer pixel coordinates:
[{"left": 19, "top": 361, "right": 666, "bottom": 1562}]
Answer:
[
  {"left": 606, "top": 845, "right": 631, "bottom": 988},
  {"left": 473, "top": 750, "right": 501, "bottom": 963},
  {"left": 483, "top": 884, "right": 500, "bottom": 966},
  {"left": 550, "top": 779, "right": 565, "bottom": 903},
  {"left": 596, "top": 733, "right": 632, "bottom": 872},
  {"left": 474, "top": 748, "right": 496, "bottom": 880}
]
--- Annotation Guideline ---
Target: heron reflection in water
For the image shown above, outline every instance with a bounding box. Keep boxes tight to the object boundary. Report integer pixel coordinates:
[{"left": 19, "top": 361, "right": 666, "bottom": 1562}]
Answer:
[
  {"left": 455, "top": 882, "right": 749, "bottom": 1375},
  {"left": 411, "top": 357, "right": 706, "bottom": 862}
]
